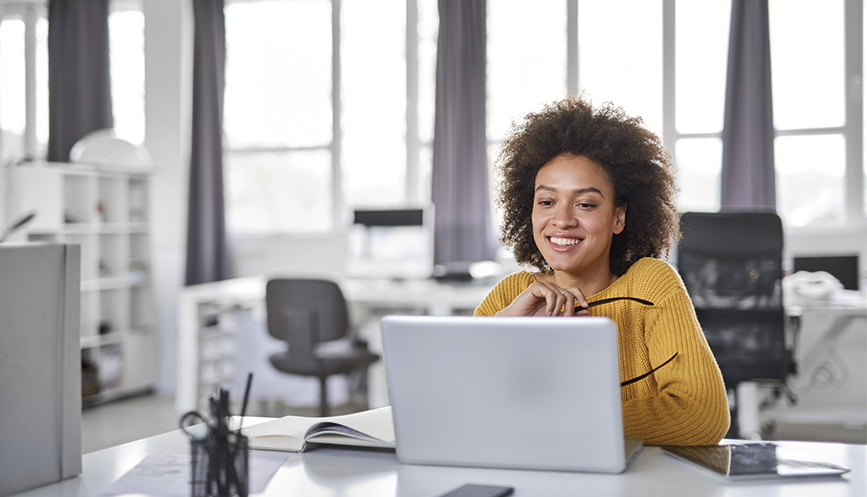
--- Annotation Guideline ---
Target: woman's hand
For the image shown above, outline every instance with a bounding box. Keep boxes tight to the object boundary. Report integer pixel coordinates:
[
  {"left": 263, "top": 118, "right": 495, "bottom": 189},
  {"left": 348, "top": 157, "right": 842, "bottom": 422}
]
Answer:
[{"left": 495, "top": 281, "right": 591, "bottom": 317}]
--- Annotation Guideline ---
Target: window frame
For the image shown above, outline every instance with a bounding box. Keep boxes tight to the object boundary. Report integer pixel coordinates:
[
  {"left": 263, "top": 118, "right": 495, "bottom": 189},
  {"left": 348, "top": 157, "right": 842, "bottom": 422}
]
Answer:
[
  {"left": 0, "top": 0, "right": 145, "bottom": 159},
  {"left": 223, "top": 0, "right": 431, "bottom": 233},
  {"left": 661, "top": 0, "right": 865, "bottom": 230},
  {"left": 0, "top": 0, "right": 43, "bottom": 160}
]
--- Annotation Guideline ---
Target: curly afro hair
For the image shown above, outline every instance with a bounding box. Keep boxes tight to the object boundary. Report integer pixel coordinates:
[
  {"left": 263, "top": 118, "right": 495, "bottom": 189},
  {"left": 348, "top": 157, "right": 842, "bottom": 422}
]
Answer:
[{"left": 495, "top": 96, "right": 680, "bottom": 276}]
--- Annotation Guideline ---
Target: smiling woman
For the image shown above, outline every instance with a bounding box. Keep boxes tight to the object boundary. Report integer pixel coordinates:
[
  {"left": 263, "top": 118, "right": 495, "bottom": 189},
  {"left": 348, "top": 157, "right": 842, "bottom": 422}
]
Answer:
[
  {"left": 530, "top": 154, "right": 626, "bottom": 298},
  {"left": 475, "top": 96, "right": 731, "bottom": 447}
]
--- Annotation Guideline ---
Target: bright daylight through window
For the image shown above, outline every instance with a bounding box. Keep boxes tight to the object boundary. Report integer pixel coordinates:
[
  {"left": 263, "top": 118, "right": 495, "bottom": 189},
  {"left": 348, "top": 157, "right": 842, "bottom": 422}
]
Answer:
[{"left": 223, "top": 0, "right": 864, "bottom": 234}]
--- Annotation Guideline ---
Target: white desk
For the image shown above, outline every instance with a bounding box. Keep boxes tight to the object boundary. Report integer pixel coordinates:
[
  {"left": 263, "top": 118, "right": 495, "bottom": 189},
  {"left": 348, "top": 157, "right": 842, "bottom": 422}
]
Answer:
[
  {"left": 10, "top": 425, "right": 866, "bottom": 497},
  {"left": 738, "top": 299, "right": 867, "bottom": 439},
  {"left": 177, "top": 277, "right": 496, "bottom": 413}
]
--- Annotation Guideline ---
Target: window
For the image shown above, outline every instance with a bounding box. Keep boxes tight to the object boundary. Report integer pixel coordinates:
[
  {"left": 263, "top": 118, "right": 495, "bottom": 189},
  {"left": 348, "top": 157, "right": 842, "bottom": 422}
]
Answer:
[
  {"left": 223, "top": 0, "right": 333, "bottom": 232},
  {"left": 578, "top": 0, "right": 663, "bottom": 135},
  {"left": 226, "top": 0, "right": 864, "bottom": 234},
  {"left": 0, "top": 1, "right": 145, "bottom": 162},
  {"left": 0, "top": 17, "right": 28, "bottom": 164},
  {"left": 223, "top": 0, "right": 438, "bottom": 233},
  {"left": 669, "top": 0, "right": 731, "bottom": 212},
  {"left": 667, "top": 0, "right": 864, "bottom": 228},
  {"left": 770, "top": 0, "right": 848, "bottom": 227},
  {"left": 0, "top": 6, "right": 48, "bottom": 163},
  {"left": 487, "top": 0, "right": 567, "bottom": 142},
  {"left": 109, "top": 5, "right": 146, "bottom": 145}
]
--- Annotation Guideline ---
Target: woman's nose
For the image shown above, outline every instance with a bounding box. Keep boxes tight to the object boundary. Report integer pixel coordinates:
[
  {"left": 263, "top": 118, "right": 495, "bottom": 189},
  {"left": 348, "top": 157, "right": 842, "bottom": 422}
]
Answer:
[{"left": 553, "top": 205, "right": 577, "bottom": 227}]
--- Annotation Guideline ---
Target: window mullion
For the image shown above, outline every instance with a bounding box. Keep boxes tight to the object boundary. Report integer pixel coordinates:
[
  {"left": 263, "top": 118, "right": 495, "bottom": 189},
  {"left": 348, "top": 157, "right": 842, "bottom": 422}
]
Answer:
[
  {"left": 225, "top": 145, "right": 331, "bottom": 155},
  {"left": 24, "top": 4, "right": 37, "bottom": 158},
  {"left": 406, "top": 0, "right": 419, "bottom": 205},
  {"left": 845, "top": 0, "right": 865, "bottom": 223},
  {"left": 331, "top": 0, "right": 342, "bottom": 228},
  {"left": 662, "top": 0, "right": 676, "bottom": 155},
  {"left": 567, "top": 0, "right": 578, "bottom": 96}
]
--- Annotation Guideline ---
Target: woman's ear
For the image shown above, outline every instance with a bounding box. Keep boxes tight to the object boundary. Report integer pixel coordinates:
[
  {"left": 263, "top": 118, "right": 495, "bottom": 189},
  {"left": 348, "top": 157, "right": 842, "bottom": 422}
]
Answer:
[{"left": 613, "top": 204, "right": 627, "bottom": 235}]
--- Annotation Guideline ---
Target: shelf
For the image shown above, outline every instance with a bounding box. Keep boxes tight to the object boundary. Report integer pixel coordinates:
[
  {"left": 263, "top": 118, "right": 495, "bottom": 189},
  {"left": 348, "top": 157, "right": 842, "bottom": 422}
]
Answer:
[
  {"left": 81, "top": 332, "right": 126, "bottom": 349},
  {"left": 7, "top": 163, "right": 156, "bottom": 403},
  {"left": 81, "top": 271, "right": 147, "bottom": 291}
]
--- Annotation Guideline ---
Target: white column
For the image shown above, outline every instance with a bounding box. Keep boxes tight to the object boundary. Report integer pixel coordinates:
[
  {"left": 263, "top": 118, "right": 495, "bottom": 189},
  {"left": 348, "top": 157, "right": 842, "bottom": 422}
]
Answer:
[{"left": 143, "top": 0, "right": 194, "bottom": 394}]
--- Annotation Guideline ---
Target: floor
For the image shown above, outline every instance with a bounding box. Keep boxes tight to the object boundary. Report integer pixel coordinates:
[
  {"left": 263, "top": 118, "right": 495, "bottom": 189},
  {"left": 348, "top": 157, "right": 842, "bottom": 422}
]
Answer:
[{"left": 81, "top": 392, "right": 867, "bottom": 454}]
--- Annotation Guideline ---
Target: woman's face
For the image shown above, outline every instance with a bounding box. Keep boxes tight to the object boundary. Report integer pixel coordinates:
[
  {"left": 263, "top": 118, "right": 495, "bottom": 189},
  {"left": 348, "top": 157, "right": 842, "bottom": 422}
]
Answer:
[{"left": 532, "top": 154, "right": 626, "bottom": 278}]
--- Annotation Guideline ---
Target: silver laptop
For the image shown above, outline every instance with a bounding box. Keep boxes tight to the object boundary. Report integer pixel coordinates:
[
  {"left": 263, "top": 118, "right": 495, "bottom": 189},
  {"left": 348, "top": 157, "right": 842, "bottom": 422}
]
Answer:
[{"left": 380, "top": 315, "right": 643, "bottom": 473}]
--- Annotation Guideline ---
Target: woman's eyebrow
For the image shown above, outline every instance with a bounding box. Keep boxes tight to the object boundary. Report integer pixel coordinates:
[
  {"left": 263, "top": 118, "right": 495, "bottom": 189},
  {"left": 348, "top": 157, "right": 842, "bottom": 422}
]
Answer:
[
  {"left": 574, "top": 187, "right": 603, "bottom": 196},
  {"left": 534, "top": 185, "right": 604, "bottom": 196}
]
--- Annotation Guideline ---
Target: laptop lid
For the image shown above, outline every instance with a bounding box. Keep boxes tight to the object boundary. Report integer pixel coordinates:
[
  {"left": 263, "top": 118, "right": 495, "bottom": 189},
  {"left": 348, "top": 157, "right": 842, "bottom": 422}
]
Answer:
[{"left": 380, "top": 315, "right": 642, "bottom": 473}]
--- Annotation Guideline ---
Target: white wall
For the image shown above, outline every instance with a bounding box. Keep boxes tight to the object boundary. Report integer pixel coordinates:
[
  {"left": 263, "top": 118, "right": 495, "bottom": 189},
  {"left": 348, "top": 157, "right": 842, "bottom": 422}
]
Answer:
[
  {"left": 231, "top": 232, "right": 348, "bottom": 281},
  {"left": 785, "top": 226, "right": 867, "bottom": 277},
  {"left": 143, "top": 0, "right": 193, "bottom": 394}
]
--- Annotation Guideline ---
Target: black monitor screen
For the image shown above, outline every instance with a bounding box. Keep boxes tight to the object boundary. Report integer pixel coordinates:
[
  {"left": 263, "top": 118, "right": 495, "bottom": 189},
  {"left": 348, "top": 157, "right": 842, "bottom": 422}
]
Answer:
[
  {"left": 792, "top": 255, "right": 859, "bottom": 290},
  {"left": 353, "top": 209, "right": 424, "bottom": 227}
]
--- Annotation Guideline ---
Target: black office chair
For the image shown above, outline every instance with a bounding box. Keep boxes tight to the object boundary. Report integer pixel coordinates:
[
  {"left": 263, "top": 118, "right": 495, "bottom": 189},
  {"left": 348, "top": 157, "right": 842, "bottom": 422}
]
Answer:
[
  {"left": 678, "top": 212, "right": 797, "bottom": 437},
  {"left": 265, "top": 279, "right": 380, "bottom": 416}
]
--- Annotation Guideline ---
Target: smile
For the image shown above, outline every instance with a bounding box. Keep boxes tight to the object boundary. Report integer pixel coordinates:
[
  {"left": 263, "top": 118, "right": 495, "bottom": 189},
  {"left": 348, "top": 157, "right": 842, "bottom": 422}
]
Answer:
[{"left": 549, "top": 236, "right": 582, "bottom": 246}]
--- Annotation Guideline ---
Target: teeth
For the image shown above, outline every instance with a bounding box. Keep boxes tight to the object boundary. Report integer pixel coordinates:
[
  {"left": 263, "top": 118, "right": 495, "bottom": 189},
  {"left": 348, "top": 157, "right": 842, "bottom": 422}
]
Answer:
[{"left": 550, "top": 237, "right": 580, "bottom": 246}]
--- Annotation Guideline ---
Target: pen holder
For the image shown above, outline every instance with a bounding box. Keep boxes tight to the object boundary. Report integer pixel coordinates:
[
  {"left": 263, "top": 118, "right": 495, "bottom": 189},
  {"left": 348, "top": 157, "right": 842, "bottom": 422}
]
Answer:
[{"left": 190, "top": 433, "right": 249, "bottom": 497}]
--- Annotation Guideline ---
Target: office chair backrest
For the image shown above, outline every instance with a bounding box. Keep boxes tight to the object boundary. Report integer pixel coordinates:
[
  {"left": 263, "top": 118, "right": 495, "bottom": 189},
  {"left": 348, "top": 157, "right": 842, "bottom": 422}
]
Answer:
[
  {"left": 265, "top": 279, "right": 349, "bottom": 365},
  {"left": 679, "top": 212, "right": 783, "bottom": 309},
  {"left": 678, "top": 212, "right": 789, "bottom": 387}
]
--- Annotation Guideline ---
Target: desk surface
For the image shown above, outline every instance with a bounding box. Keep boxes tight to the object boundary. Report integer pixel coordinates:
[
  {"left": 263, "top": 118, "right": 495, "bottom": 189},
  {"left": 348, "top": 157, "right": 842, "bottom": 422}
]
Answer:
[{"left": 11, "top": 423, "right": 867, "bottom": 497}]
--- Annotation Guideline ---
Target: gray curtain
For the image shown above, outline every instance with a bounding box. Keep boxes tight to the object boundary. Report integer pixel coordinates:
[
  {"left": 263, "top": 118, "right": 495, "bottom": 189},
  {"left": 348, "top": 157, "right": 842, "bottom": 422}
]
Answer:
[
  {"left": 720, "top": 0, "right": 776, "bottom": 211},
  {"left": 431, "top": 0, "right": 492, "bottom": 265},
  {"left": 185, "top": 0, "right": 232, "bottom": 285},
  {"left": 47, "top": 0, "right": 112, "bottom": 162}
]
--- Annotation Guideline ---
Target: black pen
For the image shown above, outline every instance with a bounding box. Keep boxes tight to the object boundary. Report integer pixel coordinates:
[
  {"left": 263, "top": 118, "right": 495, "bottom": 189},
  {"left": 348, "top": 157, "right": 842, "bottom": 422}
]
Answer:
[{"left": 238, "top": 372, "right": 253, "bottom": 433}]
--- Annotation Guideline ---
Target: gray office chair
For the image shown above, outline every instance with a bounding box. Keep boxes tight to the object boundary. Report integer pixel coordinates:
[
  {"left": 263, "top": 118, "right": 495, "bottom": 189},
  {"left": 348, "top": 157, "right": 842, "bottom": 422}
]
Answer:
[
  {"left": 678, "top": 212, "right": 798, "bottom": 438},
  {"left": 265, "top": 279, "right": 380, "bottom": 416}
]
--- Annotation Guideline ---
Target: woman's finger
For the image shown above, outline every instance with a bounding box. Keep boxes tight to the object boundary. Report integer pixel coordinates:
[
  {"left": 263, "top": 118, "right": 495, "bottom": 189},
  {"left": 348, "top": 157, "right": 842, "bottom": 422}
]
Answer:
[
  {"left": 559, "top": 288, "right": 576, "bottom": 316},
  {"left": 565, "top": 286, "right": 589, "bottom": 310}
]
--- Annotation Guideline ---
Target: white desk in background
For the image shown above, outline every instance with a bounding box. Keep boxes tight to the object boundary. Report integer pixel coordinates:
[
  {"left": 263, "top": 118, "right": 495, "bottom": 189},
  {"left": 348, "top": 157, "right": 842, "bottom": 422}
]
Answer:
[
  {"left": 177, "top": 276, "right": 495, "bottom": 413},
  {"left": 739, "top": 297, "right": 867, "bottom": 440},
  {"left": 9, "top": 423, "right": 867, "bottom": 497}
]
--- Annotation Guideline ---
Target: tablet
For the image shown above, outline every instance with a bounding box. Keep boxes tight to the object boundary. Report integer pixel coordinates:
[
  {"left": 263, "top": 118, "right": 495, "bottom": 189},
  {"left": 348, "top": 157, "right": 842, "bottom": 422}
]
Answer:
[{"left": 662, "top": 443, "right": 850, "bottom": 480}]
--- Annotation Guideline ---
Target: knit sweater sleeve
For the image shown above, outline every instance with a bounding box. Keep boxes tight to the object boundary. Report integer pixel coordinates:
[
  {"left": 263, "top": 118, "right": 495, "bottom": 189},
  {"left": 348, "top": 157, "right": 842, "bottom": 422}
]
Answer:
[
  {"left": 620, "top": 260, "right": 730, "bottom": 446},
  {"left": 473, "top": 271, "right": 535, "bottom": 316}
]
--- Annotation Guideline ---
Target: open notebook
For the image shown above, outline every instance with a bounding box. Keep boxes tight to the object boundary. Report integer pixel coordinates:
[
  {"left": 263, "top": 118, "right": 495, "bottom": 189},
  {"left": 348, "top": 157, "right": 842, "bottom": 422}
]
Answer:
[
  {"left": 381, "top": 315, "right": 643, "bottom": 473},
  {"left": 243, "top": 406, "right": 394, "bottom": 452}
]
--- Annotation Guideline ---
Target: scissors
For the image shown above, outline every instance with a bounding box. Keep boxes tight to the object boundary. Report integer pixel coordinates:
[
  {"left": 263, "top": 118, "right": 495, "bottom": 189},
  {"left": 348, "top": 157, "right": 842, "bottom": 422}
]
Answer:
[{"left": 180, "top": 410, "right": 213, "bottom": 442}]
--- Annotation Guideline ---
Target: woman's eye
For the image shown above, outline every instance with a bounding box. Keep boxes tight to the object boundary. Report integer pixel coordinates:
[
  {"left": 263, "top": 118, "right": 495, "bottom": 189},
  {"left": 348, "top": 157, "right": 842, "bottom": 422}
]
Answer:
[
  {"left": 537, "top": 200, "right": 554, "bottom": 207},
  {"left": 576, "top": 203, "right": 596, "bottom": 209}
]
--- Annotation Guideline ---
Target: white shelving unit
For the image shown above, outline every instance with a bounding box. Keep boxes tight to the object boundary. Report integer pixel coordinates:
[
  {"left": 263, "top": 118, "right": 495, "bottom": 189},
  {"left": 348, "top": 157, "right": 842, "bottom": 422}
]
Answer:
[{"left": 4, "top": 161, "right": 157, "bottom": 404}]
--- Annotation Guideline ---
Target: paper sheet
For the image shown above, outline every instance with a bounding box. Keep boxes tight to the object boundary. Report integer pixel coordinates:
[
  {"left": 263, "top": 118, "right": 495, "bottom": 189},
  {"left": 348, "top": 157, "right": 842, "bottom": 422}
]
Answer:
[{"left": 100, "top": 453, "right": 289, "bottom": 496}]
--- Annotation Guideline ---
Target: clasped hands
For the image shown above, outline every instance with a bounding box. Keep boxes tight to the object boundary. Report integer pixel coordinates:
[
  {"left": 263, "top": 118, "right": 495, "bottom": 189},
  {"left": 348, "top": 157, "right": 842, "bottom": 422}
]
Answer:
[{"left": 495, "top": 281, "right": 591, "bottom": 317}]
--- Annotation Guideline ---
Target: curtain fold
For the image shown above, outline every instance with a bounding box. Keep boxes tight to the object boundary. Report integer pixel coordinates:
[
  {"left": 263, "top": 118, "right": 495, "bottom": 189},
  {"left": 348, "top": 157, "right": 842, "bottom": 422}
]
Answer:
[
  {"left": 47, "top": 0, "right": 112, "bottom": 162},
  {"left": 185, "top": 0, "right": 232, "bottom": 285},
  {"left": 720, "top": 0, "right": 776, "bottom": 211},
  {"left": 431, "top": 0, "right": 492, "bottom": 265}
]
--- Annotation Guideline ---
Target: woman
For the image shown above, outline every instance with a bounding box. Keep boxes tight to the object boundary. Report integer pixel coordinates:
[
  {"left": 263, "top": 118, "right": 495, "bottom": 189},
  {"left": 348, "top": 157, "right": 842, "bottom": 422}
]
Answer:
[{"left": 475, "top": 97, "right": 730, "bottom": 446}]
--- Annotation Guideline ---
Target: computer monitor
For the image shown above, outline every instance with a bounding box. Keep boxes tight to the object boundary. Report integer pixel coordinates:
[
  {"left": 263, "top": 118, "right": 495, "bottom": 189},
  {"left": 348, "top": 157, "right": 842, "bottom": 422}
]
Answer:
[
  {"left": 346, "top": 207, "right": 434, "bottom": 279},
  {"left": 792, "top": 255, "right": 859, "bottom": 291}
]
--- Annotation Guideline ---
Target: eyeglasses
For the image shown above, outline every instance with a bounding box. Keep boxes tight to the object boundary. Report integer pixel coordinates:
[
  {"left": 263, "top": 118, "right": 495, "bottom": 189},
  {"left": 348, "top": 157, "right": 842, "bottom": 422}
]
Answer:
[
  {"left": 620, "top": 352, "right": 678, "bottom": 387},
  {"left": 575, "top": 296, "right": 655, "bottom": 311},
  {"left": 571, "top": 296, "right": 677, "bottom": 387}
]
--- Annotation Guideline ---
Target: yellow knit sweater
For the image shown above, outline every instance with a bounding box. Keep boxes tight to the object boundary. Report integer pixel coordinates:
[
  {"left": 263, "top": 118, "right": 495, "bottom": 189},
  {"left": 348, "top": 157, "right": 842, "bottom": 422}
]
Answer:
[{"left": 474, "top": 257, "right": 730, "bottom": 446}]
